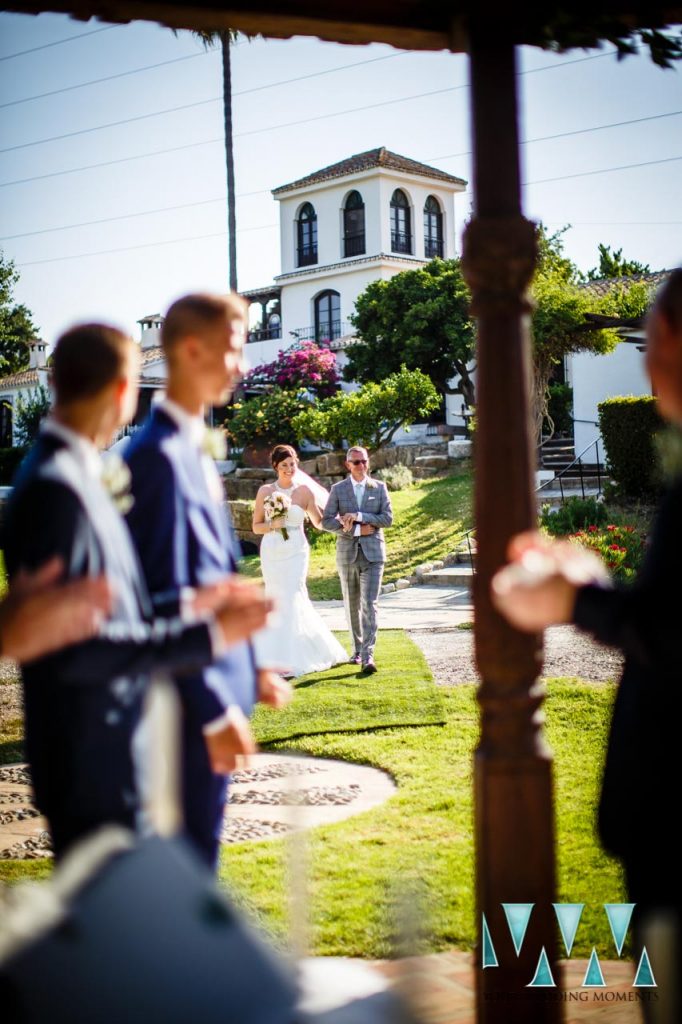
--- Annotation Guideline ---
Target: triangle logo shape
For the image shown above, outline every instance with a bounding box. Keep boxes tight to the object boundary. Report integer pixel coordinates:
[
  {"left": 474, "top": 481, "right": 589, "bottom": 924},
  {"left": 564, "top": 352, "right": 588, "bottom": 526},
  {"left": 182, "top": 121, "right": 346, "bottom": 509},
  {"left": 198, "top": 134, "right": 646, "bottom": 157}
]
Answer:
[
  {"left": 583, "top": 948, "right": 606, "bottom": 987},
  {"left": 604, "top": 903, "right": 636, "bottom": 956},
  {"left": 633, "top": 947, "right": 657, "bottom": 987},
  {"left": 481, "top": 913, "right": 498, "bottom": 968},
  {"left": 527, "top": 946, "right": 556, "bottom": 987},
  {"left": 553, "top": 903, "right": 584, "bottom": 956},
  {"left": 502, "top": 903, "right": 534, "bottom": 956}
]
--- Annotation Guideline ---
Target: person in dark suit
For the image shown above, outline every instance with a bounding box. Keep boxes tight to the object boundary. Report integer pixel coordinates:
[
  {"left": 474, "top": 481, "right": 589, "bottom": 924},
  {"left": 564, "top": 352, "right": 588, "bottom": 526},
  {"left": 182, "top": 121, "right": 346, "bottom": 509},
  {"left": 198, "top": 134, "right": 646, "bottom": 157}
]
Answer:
[
  {"left": 3, "top": 322, "right": 272, "bottom": 861},
  {"left": 125, "top": 293, "right": 290, "bottom": 870},
  {"left": 492, "top": 269, "right": 682, "bottom": 1018}
]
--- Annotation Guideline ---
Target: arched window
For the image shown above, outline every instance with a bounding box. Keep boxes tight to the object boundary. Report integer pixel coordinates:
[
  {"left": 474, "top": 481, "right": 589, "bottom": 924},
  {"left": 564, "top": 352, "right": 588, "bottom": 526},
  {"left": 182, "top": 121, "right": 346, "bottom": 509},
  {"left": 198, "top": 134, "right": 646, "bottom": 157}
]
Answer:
[
  {"left": 424, "top": 195, "right": 444, "bottom": 258},
  {"left": 390, "top": 189, "right": 412, "bottom": 254},
  {"left": 297, "top": 203, "right": 317, "bottom": 266},
  {"left": 343, "top": 190, "right": 365, "bottom": 257},
  {"left": 315, "top": 291, "right": 341, "bottom": 343}
]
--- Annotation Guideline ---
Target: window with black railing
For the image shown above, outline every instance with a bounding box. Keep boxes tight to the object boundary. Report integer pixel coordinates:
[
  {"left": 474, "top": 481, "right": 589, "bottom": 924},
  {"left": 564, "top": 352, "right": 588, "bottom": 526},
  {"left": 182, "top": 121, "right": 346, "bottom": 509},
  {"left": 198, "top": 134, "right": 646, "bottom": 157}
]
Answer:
[
  {"left": 343, "top": 190, "right": 365, "bottom": 257},
  {"left": 297, "top": 202, "right": 318, "bottom": 266},
  {"left": 315, "top": 291, "right": 341, "bottom": 343},
  {"left": 390, "top": 189, "right": 412, "bottom": 254},
  {"left": 424, "top": 196, "right": 443, "bottom": 259}
]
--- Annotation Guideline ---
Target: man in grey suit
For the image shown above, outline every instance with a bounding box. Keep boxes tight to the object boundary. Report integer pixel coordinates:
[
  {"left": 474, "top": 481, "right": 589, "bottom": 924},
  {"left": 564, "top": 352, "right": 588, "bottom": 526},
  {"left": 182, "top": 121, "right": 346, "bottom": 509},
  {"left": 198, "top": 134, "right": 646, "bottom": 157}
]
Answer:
[{"left": 322, "top": 446, "right": 393, "bottom": 674}]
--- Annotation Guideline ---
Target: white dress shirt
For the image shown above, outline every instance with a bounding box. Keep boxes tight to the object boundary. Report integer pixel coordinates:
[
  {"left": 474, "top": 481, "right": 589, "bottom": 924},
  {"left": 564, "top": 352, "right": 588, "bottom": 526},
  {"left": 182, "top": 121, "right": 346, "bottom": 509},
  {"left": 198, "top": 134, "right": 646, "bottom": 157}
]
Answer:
[
  {"left": 352, "top": 478, "right": 366, "bottom": 537},
  {"left": 158, "top": 398, "right": 244, "bottom": 735}
]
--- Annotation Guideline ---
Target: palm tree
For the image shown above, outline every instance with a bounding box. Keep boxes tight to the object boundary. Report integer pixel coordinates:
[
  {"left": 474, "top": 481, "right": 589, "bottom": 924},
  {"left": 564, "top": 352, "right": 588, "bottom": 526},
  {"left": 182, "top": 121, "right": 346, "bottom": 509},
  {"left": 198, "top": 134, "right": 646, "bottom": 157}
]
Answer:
[{"left": 192, "top": 29, "right": 254, "bottom": 292}]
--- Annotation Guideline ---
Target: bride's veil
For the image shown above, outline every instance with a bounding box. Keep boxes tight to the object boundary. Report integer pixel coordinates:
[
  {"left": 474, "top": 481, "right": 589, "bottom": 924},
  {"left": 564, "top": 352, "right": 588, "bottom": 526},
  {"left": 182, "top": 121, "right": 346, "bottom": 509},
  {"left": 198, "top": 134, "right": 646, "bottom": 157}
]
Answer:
[{"left": 293, "top": 467, "right": 331, "bottom": 510}]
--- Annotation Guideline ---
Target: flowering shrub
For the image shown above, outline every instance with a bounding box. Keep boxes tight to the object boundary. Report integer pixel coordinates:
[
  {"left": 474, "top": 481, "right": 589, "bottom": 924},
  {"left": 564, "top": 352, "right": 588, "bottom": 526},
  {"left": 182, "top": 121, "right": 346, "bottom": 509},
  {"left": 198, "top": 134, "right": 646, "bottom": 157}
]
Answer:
[
  {"left": 243, "top": 341, "right": 340, "bottom": 399},
  {"left": 567, "top": 524, "right": 646, "bottom": 582},
  {"left": 226, "top": 388, "right": 311, "bottom": 449}
]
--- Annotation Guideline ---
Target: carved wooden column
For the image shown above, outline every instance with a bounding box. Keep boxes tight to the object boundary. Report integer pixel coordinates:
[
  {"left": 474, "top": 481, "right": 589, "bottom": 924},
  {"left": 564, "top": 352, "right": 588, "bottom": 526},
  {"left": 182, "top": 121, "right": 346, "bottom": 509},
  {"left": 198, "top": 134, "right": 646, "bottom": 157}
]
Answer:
[{"left": 461, "top": 26, "right": 561, "bottom": 1024}]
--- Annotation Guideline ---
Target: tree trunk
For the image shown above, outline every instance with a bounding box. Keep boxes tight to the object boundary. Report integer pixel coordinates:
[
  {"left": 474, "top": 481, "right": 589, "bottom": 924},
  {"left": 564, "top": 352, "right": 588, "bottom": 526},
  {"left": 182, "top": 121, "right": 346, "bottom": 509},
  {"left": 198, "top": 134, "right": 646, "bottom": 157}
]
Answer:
[{"left": 220, "top": 31, "right": 238, "bottom": 293}]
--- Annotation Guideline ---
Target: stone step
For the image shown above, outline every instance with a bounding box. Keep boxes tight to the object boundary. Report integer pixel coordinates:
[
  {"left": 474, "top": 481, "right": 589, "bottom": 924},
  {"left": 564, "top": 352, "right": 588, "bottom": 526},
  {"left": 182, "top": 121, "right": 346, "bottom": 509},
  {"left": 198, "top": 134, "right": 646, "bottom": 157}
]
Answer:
[
  {"left": 536, "top": 476, "right": 603, "bottom": 494},
  {"left": 419, "top": 566, "right": 475, "bottom": 587},
  {"left": 537, "top": 487, "right": 602, "bottom": 506}
]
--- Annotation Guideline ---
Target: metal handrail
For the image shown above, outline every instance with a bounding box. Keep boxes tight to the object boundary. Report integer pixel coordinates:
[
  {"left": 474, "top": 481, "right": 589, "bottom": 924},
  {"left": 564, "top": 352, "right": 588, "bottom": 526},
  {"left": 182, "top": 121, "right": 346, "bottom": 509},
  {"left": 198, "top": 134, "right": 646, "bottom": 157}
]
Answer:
[{"left": 536, "top": 436, "right": 604, "bottom": 501}]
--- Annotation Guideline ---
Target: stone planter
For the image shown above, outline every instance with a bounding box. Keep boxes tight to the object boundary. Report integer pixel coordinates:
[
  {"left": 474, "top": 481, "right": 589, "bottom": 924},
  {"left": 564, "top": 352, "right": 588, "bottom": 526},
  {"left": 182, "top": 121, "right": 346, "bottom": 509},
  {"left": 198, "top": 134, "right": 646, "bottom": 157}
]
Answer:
[{"left": 242, "top": 441, "right": 273, "bottom": 468}]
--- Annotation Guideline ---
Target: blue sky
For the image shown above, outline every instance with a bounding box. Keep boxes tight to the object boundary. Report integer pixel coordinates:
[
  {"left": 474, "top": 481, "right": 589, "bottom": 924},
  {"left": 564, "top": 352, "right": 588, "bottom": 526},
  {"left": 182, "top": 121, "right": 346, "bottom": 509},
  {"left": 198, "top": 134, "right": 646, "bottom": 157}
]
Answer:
[{"left": 1, "top": 12, "right": 681, "bottom": 352}]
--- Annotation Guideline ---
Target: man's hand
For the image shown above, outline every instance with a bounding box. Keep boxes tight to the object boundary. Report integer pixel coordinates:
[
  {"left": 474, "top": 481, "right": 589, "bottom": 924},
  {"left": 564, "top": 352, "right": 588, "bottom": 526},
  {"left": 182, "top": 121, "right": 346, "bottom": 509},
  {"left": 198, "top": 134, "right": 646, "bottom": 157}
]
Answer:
[
  {"left": 1, "top": 557, "right": 113, "bottom": 662},
  {"left": 359, "top": 524, "right": 376, "bottom": 537},
  {"left": 491, "top": 530, "right": 608, "bottom": 632},
  {"left": 257, "top": 669, "right": 293, "bottom": 709},
  {"left": 204, "top": 706, "right": 256, "bottom": 774},
  {"left": 213, "top": 581, "right": 273, "bottom": 647},
  {"left": 192, "top": 576, "right": 257, "bottom": 615}
]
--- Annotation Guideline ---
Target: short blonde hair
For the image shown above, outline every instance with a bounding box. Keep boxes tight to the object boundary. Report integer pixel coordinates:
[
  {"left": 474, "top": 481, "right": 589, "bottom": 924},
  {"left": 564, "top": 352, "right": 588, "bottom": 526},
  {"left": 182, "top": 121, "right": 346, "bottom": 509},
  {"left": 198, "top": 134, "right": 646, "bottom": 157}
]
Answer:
[{"left": 162, "top": 293, "right": 247, "bottom": 353}]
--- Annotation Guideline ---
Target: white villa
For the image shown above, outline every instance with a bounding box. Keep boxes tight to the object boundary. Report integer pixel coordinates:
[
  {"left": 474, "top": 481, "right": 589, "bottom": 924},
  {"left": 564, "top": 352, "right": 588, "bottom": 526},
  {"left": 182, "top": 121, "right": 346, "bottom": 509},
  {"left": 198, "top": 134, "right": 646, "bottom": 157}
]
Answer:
[{"left": 242, "top": 146, "right": 469, "bottom": 437}]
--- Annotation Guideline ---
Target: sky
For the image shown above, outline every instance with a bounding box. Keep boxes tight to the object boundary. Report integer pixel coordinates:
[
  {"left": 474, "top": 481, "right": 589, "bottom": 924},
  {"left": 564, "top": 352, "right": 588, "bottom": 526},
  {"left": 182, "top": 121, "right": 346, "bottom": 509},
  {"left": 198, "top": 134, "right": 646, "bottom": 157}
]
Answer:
[{"left": 1, "top": 12, "right": 681, "bottom": 357}]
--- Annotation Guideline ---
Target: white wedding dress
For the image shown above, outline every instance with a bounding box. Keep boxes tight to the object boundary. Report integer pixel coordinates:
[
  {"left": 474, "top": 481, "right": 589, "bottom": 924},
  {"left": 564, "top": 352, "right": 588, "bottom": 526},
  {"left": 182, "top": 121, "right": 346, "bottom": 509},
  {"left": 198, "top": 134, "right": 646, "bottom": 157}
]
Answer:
[{"left": 253, "top": 484, "right": 348, "bottom": 677}]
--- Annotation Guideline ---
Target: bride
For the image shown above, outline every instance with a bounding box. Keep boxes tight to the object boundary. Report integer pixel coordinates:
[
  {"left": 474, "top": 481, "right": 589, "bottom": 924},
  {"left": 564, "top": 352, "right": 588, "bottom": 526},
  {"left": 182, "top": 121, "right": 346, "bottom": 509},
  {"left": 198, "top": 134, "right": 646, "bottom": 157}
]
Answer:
[{"left": 251, "top": 444, "right": 348, "bottom": 677}]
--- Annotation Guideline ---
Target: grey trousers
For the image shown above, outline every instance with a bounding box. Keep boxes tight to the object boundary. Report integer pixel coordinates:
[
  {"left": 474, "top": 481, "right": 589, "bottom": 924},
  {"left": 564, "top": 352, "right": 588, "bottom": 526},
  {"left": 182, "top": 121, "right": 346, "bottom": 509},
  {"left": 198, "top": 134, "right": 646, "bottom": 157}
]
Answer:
[{"left": 339, "top": 547, "right": 384, "bottom": 662}]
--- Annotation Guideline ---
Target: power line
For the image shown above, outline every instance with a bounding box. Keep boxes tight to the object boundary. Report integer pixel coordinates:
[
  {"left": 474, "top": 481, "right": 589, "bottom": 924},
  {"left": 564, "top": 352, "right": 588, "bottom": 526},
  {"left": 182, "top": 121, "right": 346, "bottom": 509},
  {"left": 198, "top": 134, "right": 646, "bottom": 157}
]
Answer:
[
  {"left": 0, "top": 51, "right": 409, "bottom": 154},
  {"left": 428, "top": 109, "right": 682, "bottom": 163},
  {"left": 525, "top": 153, "right": 682, "bottom": 185},
  {"left": 0, "top": 196, "right": 228, "bottom": 240},
  {"left": 0, "top": 25, "right": 119, "bottom": 61},
  {"left": 16, "top": 223, "right": 278, "bottom": 267},
  {"left": 4, "top": 92, "right": 677, "bottom": 192},
  {"left": 0, "top": 50, "right": 211, "bottom": 109}
]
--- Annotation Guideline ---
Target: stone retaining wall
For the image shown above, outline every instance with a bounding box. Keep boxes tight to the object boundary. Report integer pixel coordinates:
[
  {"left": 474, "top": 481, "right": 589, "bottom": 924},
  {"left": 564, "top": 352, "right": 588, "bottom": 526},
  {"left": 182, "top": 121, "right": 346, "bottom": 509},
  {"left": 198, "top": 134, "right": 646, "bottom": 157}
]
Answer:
[{"left": 226, "top": 443, "right": 464, "bottom": 549}]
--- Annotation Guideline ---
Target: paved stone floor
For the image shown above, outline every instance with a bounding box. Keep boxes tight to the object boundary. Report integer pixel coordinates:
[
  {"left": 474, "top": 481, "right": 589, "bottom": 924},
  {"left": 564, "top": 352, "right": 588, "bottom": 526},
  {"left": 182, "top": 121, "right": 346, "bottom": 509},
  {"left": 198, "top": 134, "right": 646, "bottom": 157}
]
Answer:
[{"left": 369, "top": 951, "right": 644, "bottom": 1023}]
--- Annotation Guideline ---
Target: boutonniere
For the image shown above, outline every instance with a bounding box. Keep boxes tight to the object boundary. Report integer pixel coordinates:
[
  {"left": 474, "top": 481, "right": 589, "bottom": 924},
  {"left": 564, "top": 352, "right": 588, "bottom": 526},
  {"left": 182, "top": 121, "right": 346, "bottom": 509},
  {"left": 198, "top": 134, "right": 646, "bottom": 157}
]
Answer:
[
  {"left": 201, "top": 426, "right": 228, "bottom": 462},
  {"left": 101, "top": 453, "right": 134, "bottom": 514}
]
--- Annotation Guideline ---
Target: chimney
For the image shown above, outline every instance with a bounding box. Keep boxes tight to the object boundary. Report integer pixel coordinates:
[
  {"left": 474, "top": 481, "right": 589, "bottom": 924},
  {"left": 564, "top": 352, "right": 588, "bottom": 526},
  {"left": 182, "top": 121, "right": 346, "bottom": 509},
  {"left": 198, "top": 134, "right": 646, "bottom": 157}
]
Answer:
[
  {"left": 28, "top": 338, "right": 48, "bottom": 371},
  {"left": 138, "top": 315, "right": 165, "bottom": 351}
]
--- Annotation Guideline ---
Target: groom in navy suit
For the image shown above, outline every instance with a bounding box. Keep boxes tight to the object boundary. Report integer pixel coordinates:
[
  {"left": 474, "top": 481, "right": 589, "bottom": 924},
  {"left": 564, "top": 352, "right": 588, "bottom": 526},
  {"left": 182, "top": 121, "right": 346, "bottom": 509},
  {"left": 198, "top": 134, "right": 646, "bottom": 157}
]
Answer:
[{"left": 125, "top": 293, "right": 290, "bottom": 869}]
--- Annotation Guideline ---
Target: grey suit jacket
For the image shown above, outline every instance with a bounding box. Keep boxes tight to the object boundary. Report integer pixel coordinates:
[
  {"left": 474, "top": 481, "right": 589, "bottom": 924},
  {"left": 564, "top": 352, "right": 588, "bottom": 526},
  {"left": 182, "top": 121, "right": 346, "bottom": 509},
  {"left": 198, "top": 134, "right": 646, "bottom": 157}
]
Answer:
[{"left": 321, "top": 476, "right": 393, "bottom": 565}]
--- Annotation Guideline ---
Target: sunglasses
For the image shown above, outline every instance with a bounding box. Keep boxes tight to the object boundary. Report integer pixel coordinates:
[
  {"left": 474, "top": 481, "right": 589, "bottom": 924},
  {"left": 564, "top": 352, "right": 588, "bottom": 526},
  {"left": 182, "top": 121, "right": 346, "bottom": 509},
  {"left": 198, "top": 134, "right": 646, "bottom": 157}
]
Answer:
[{"left": 349, "top": 459, "right": 368, "bottom": 465}]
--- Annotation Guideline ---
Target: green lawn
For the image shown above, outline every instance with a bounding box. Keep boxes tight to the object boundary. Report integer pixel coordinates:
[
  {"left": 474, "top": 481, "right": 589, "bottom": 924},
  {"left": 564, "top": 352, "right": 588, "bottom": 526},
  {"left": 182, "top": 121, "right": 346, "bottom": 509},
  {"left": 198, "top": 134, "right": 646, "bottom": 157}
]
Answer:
[
  {"left": 0, "top": 630, "right": 624, "bottom": 962},
  {"left": 240, "top": 469, "right": 473, "bottom": 600}
]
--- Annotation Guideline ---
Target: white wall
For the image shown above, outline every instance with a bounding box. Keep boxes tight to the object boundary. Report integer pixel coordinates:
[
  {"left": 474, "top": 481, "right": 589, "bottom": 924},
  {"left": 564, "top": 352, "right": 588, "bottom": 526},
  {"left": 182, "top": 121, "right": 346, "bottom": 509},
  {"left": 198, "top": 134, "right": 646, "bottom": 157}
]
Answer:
[{"left": 571, "top": 341, "right": 651, "bottom": 457}]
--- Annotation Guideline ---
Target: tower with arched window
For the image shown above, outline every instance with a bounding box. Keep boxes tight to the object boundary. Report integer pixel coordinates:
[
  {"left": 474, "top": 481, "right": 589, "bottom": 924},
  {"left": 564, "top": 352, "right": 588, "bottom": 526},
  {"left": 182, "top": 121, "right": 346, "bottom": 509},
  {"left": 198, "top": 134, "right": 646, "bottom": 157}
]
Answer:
[{"left": 242, "top": 147, "right": 467, "bottom": 422}]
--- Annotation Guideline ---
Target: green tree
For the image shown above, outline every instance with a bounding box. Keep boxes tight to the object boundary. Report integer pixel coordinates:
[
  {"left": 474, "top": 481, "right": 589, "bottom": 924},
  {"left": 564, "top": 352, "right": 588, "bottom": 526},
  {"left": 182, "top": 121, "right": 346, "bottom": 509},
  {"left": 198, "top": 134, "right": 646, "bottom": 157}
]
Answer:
[
  {"left": 587, "top": 243, "right": 651, "bottom": 280},
  {"left": 293, "top": 366, "right": 440, "bottom": 451},
  {"left": 344, "top": 258, "right": 476, "bottom": 407},
  {"left": 530, "top": 225, "right": 651, "bottom": 439},
  {"left": 0, "top": 249, "right": 37, "bottom": 376},
  {"left": 15, "top": 385, "right": 51, "bottom": 445}
]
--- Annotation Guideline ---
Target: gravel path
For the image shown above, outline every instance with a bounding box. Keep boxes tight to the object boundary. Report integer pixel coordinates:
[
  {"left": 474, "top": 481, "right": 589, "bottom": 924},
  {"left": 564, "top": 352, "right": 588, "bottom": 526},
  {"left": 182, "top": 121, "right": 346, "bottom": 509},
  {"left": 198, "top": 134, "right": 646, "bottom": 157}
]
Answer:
[{"left": 408, "top": 625, "right": 624, "bottom": 686}]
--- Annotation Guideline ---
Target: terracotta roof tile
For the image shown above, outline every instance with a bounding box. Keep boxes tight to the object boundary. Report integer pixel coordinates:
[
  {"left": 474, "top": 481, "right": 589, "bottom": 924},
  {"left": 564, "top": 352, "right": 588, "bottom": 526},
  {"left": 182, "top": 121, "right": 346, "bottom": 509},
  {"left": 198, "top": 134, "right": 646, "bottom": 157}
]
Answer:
[
  {"left": 272, "top": 147, "right": 467, "bottom": 195},
  {"left": 579, "top": 269, "right": 669, "bottom": 298},
  {"left": 0, "top": 368, "right": 39, "bottom": 390}
]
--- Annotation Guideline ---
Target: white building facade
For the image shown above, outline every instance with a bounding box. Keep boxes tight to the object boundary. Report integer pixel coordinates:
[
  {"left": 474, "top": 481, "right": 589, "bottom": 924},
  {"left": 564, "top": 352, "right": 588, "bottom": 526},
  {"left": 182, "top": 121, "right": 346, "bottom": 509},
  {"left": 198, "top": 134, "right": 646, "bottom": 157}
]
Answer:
[{"left": 243, "top": 147, "right": 468, "bottom": 434}]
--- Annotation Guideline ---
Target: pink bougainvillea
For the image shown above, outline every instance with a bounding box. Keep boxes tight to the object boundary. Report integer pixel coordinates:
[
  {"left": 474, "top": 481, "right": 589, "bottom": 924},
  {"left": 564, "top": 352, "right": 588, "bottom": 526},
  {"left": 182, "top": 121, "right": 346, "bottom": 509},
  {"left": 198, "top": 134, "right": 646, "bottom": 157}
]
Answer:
[{"left": 244, "top": 341, "right": 340, "bottom": 398}]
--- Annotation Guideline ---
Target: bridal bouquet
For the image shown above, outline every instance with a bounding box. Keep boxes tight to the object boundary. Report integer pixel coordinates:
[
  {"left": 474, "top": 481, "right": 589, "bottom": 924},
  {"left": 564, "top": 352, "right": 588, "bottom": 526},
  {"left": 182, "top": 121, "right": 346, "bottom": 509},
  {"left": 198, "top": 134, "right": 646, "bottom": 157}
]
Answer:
[{"left": 263, "top": 492, "right": 291, "bottom": 540}]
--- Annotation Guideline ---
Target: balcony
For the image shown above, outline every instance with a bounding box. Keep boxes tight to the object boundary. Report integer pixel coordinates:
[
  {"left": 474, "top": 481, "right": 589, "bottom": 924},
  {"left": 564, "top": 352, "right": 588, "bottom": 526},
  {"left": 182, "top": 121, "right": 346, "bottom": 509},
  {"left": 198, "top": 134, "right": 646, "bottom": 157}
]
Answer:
[
  {"left": 425, "top": 237, "right": 444, "bottom": 258},
  {"left": 297, "top": 244, "right": 318, "bottom": 267},
  {"left": 390, "top": 231, "right": 412, "bottom": 255},
  {"left": 343, "top": 232, "right": 366, "bottom": 258},
  {"left": 291, "top": 320, "right": 353, "bottom": 346},
  {"left": 247, "top": 325, "right": 282, "bottom": 343}
]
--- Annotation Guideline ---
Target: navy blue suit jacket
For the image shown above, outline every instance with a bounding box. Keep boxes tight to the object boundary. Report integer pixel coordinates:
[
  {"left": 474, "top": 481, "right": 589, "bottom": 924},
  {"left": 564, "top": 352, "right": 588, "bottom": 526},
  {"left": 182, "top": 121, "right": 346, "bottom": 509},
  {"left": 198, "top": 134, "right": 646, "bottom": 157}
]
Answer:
[
  {"left": 2, "top": 431, "right": 215, "bottom": 848},
  {"left": 124, "top": 407, "right": 257, "bottom": 728}
]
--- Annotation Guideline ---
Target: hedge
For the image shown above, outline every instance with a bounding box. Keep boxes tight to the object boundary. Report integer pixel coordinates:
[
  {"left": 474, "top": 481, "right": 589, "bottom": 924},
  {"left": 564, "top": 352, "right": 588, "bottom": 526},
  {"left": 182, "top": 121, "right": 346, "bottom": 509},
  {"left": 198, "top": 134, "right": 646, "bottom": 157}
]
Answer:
[
  {"left": 0, "top": 447, "right": 29, "bottom": 486},
  {"left": 597, "top": 395, "right": 662, "bottom": 497}
]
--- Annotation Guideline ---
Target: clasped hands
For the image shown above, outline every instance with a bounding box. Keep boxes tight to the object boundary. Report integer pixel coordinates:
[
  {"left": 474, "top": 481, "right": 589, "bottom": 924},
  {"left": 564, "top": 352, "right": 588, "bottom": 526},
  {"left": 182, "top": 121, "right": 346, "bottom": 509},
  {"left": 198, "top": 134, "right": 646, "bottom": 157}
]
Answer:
[{"left": 339, "top": 513, "right": 376, "bottom": 536}]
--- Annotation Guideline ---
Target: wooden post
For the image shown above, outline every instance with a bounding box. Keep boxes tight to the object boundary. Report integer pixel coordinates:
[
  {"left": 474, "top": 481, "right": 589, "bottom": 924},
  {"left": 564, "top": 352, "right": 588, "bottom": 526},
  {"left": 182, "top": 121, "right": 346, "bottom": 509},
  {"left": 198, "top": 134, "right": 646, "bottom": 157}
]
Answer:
[{"left": 461, "top": 27, "right": 561, "bottom": 1024}]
